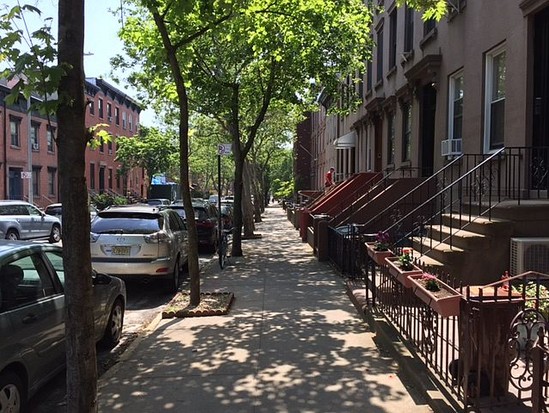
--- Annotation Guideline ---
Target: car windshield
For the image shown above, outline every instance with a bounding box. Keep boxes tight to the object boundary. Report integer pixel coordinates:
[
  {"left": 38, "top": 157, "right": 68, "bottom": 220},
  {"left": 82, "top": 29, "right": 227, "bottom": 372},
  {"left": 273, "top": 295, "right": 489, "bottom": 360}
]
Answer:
[{"left": 91, "top": 212, "right": 163, "bottom": 234}]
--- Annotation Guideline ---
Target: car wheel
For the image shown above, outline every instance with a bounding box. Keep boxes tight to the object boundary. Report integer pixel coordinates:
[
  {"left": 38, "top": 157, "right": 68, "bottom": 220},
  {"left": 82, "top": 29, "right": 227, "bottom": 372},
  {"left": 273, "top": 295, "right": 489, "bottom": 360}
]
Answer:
[
  {"left": 167, "top": 258, "right": 180, "bottom": 293},
  {"left": 99, "top": 299, "right": 124, "bottom": 349},
  {"left": 49, "top": 224, "right": 62, "bottom": 243},
  {"left": 0, "top": 371, "right": 25, "bottom": 413},
  {"left": 5, "top": 230, "right": 19, "bottom": 241}
]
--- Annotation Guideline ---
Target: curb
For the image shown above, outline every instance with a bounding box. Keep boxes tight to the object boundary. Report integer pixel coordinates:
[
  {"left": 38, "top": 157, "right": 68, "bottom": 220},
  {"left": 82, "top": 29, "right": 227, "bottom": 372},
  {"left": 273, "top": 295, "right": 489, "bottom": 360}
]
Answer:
[{"left": 346, "top": 283, "right": 461, "bottom": 413}]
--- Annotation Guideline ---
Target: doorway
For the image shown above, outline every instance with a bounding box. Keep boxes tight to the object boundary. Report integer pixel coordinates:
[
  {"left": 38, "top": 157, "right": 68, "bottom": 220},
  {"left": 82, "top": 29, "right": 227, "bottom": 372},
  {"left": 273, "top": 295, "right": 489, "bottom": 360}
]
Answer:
[
  {"left": 8, "top": 168, "right": 23, "bottom": 200},
  {"left": 420, "top": 84, "right": 436, "bottom": 177}
]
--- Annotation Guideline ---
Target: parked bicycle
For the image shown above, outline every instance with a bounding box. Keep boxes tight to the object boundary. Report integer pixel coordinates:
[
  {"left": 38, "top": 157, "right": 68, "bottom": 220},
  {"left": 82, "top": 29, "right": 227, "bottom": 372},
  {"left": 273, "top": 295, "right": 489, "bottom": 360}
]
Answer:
[{"left": 218, "top": 228, "right": 232, "bottom": 269}]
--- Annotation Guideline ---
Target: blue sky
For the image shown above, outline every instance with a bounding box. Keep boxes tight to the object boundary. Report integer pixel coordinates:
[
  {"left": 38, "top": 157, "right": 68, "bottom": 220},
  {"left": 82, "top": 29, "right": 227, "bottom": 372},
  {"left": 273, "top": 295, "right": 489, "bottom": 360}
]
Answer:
[{"left": 4, "top": 0, "right": 156, "bottom": 125}]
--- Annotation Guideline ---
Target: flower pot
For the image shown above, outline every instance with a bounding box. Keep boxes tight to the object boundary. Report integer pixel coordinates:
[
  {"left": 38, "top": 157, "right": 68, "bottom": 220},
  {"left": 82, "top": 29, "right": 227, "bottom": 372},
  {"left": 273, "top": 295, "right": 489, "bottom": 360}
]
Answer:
[
  {"left": 366, "top": 242, "right": 394, "bottom": 266},
  {"left": 385, "top": 256, "right": 423, "bottom": 288},
  {"left": 409, "top": 274, "right": 463, "bottom": 317}
]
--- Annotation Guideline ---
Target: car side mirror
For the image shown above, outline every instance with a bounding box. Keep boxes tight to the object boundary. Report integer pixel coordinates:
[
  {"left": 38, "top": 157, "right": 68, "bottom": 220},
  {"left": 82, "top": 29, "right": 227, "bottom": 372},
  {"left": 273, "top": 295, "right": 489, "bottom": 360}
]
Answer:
[{"left": 92, "top": 270, "right": 112, "bottom": 285}]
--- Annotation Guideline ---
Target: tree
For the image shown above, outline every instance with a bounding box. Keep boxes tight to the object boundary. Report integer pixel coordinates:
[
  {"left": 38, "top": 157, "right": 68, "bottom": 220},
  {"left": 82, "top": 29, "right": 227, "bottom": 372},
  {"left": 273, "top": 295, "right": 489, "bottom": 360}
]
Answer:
[
  {"left": 116, "top": 125, "right": 178, "bottom": 188},
  {"left": 1, "top": 2, "right": 97, "bottom": 411}
]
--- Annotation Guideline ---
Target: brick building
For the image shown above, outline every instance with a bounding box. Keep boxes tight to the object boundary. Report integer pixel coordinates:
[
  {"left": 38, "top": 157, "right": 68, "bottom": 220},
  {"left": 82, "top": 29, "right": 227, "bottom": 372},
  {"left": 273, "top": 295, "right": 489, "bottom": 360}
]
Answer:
[{"left": 0, "top": 77, "right": 145, "bottom": 208}]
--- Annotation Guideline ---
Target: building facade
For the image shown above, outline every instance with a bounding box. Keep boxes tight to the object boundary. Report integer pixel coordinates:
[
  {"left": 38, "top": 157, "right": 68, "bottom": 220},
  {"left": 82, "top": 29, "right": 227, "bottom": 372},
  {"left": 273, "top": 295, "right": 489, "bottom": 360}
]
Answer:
[
  {"left": 306, "top": 0, "right": 549, "bottom": 189},
  {"left": 0, "top": 77, "right": 145, "bottom": 208}
]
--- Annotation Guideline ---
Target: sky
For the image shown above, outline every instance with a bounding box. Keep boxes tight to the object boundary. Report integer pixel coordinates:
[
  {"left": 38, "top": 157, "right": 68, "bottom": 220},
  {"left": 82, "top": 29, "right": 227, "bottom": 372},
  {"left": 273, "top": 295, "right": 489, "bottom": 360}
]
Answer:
[{"left": 4, "top": 0, "right": 157, "bottom": 126}]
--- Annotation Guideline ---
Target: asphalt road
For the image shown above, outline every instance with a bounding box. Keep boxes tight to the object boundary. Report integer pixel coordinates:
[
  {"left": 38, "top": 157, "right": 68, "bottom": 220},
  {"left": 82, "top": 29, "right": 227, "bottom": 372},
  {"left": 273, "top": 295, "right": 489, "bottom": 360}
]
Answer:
[{"left": 27, "top": 254, "right": 214, "bottom": 413}]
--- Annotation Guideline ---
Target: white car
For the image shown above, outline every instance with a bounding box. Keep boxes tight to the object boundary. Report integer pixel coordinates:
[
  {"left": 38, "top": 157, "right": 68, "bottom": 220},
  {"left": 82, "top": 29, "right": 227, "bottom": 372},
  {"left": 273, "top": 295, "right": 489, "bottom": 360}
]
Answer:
[
  {"left": 90, "top": 205, "right": 188, "bottom": 292},
  {"left": 0, "top": 201, "right": 61, "bottom": 243}
]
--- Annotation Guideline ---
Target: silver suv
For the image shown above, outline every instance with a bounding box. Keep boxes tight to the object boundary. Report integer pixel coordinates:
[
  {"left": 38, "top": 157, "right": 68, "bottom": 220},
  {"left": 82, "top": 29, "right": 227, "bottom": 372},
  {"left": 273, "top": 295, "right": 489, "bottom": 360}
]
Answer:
[
  {"left": 90, "top": 205, "right": 188, "bottom": 292},
  {"left": 0, "top": 201, "right": 62, "bottom": 243}
]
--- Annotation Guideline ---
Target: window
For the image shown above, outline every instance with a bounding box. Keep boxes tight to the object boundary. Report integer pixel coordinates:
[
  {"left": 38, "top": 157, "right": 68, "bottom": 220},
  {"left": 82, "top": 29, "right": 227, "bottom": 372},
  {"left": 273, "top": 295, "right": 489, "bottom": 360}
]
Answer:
[
  {"left": 129, "top": 114, "right": 133, "bottom": 132},
  {"left": 99, "top": 137, "right": 104, "bottom": 153},
  {"left": 32, "top": 167, "right": 40, "bottom": 196},
  {"left": 116, "top": 169, "right": 121, "bottom": 189},
  {"left": 31, "top": 122, "right": 40, "bottom": 149},
  {"left": 108, "top": 140, "right": 113, "bottom": 155},
  {"left": 108, "top": 168, "right": 113, "bottom": 189},
  {"left": 122, "top": 112, "right": 127, "bottom": 129},
  {"left": 107, "top": 102, "right": 112, "bottom": 121},
  {"left": 448, "top": 71, "right": 464, "bottom": 142},
  {"left": 389, "top": 9, "right": 397, "bottom": 69},
  {"left": 89, "top": 100, "right": 95, "bottom": 115},
  {"left": 98, "top": 98, "right": 104, "bottom": 118},
  {"left": 10, "top": 117, "right": 21, "bottom": 147},
  {"left": 366, "top": 60, "right": 373, "bottom": 91},
  {"left": 387, "top": 111, "right": 395, "bottom": 165},
  {"left": 47, "top": 127, "right": 55, "bottom": 152},
  {"left": 404, "top": 5, "right": 414, "bottom": 53},
  {"left": 90, "top": 163, "right": 95, "bottom": 190},
  {"left": 484, "top": 45, "right": 506, "bottom": 151},
  {"left": 376, "top": 25, "right": 384, "bottom": 83},
  {"left": 115, "top": 107, "right": 120, "bottom": 125},
  {"left": 424, "top": 18, "right": 436, "bottom": 36},
  {"left": 402, "top": 102, "right": 412, "bottom": 162},
  {"left": 48, "top": 168, "right": 56, "bottom": 195}
]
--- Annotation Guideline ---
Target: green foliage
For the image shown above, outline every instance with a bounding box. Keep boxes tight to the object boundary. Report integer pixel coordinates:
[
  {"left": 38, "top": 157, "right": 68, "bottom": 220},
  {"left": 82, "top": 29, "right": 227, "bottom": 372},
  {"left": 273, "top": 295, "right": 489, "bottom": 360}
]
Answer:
[
  {"left": 398, "top": 253, "right": 414, "bottom": 271},
  {"left": 514, "top": 282, "right": 549, "bottom": 320},
  {"left": 0, "top": 3, "right": 62, "bottom": 115},
  {"left": 115, "top": 126, "right": 178, "bottom": 183},
  {"left": 272, "top": 178, "right": 294, "bottom": 200},
  {"left": 395, "top": 0, "right": 447, "bottom": 21},
  {"left": 91, "top": 193, "right": 127, "bottom": 210}
]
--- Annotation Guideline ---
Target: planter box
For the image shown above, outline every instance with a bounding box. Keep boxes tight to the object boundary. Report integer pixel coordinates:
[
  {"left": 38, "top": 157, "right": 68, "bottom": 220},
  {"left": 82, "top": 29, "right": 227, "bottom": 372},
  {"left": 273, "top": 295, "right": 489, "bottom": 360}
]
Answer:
[
  {"left": 409, "top": 274, "right": 463, "bottom": 317},
  {"left": 366, "top": 242, "right": 394, "bottom": 266},
  {"left": 385, "top": 256, "right": 423, "bottom": 288}
]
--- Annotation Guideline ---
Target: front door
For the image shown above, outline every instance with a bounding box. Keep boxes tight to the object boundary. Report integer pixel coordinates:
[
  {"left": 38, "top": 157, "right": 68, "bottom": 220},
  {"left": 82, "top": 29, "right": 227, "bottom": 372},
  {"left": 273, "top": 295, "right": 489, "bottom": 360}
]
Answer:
[
  {"left": 374, "top": 116, "right": 383, "bottom": 172},
  {"left": 420, "top": 84, "right": 436, "bottom": 177},
  {"left": 8, "top": 168, "right": 23, "bottom": 200},
  {"left": 532, "top": 6, "right": 549, "bottom": 190}
]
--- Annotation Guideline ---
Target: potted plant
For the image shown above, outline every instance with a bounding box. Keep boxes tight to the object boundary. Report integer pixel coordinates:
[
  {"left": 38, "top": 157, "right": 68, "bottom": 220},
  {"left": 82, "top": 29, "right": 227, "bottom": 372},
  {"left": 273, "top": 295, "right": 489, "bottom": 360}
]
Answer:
[
  {"left": 366, "top": 231, "right": 394, "bottom": 266},
  {"left": 410, "top": 273, "right": 463, "bottom": 317},
  {"left": 385, "top": 251, "right": 423, "bottom": 288}
]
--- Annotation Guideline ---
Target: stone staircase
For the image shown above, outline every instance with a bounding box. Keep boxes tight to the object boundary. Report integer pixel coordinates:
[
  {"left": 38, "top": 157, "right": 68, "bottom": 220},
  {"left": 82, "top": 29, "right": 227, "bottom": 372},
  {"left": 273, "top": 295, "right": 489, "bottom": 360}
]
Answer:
[{"left": 412, "top": 213, "right": 515, "bottom": 285}]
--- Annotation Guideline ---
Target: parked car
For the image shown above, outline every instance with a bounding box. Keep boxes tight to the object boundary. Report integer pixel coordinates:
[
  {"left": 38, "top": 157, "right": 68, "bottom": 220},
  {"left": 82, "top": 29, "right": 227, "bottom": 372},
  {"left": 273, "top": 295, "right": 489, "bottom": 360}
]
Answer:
[
  {"left": 44, "top": 202, "right": 98, "bottom": 223},
  {"left": 168, "top": 202, "right": 218, "bottom": 251},
  {"left": 90, "top": 205, "right": 188, "bottom": 291},
  {"left": 0, "top": 200, "right": 61, "bottom": 243},
  {"left": 146, "top": 198, "right": 171, "bottom": 206},
  {"left": 0, "top": 241, "right": 126, "bottom": 412}
]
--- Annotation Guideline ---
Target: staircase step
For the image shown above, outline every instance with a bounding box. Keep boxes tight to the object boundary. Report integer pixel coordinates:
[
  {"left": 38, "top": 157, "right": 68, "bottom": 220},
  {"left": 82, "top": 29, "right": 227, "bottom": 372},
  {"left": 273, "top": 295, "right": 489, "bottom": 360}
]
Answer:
[
  {"left": 426, "top": 224, "right": 488, "bottom": 250},
  {"left": 412, "top": 236, "right": 464, "bottom": 265},
  {"left": 442, "top": 213, "right": 513, "bottom": 236}
]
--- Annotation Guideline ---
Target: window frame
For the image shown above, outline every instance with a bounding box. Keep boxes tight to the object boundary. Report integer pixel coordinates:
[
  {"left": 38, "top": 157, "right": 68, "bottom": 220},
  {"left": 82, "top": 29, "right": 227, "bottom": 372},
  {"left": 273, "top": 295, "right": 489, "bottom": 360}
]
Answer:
[
  {"left": 10, "top": 117, "right": 21, "bottom": 147},
  {"left": 402, "top": 102, "right": 412, "bottom": 162},
  {"left": 483, "top": 44, "right": 506, "bottom": 152},
  {"left": 448, "top": 70, "right": 464, "bottom": 142}
]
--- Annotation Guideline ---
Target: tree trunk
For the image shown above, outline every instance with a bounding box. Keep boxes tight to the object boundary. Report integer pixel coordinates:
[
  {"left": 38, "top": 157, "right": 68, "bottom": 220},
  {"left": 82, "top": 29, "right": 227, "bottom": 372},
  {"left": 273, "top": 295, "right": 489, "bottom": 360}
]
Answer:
[
  {"left": 58, "top": 1, "right": 98, "bottom": 411},
  {"left": 150, "top": 8, "right": 200, "bottom": 305},
  {"left": 242, "top": 161, "right": 255, "bottom": 236}
]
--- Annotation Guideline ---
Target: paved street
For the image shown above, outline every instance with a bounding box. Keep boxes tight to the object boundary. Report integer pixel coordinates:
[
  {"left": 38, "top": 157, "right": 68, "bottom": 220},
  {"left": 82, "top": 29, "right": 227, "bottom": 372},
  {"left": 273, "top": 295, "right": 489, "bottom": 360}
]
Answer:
[{"left": 97, "top": 204, "right": 432, "bottom": 412}]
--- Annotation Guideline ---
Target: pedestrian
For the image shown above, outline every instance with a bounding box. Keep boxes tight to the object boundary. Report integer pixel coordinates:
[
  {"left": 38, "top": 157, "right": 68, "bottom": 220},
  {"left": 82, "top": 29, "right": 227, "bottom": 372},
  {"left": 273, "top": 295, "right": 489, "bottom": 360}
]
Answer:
[{"left": 324, "top": 167, "right": 335, "bottom": 189}]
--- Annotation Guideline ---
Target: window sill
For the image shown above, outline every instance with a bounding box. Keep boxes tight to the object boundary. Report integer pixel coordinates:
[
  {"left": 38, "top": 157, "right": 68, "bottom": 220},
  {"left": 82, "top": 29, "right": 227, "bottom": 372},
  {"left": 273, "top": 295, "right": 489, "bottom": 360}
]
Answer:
[
  {"left": 400, "top": 50, "right": 414, "bottom": 67},
  {"left": 386, "top": 66, "right": 397, "bottom": 80},
  {"left": 374, "top": 79, "right": 383, "bottom": 90}
]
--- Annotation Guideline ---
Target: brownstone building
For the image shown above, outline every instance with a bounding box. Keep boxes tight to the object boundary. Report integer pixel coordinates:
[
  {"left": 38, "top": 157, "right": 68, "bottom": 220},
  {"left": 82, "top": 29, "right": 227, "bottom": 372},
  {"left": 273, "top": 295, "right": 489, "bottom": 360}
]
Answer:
[{"left": 0, "top": 77, "right": 145, "bottom": 208}]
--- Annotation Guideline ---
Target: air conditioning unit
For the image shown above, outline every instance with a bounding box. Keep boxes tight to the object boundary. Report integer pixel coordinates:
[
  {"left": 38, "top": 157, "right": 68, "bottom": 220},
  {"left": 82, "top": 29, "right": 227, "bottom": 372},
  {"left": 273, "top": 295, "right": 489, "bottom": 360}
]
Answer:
[
  {"left": 108, "top": 149, "right": 112, "bottom": 155},
  {"left": 32, "top": 143, "right": 39, "bottom": 150},
  {"left": 108, "top": 116, "right": 113, "bottom": 122},
  {"left": 441, "top": 138, "right": 462, "bottom": 156},
  {"left": 510, "top": 238, "right": 549, "bottom": 276}
]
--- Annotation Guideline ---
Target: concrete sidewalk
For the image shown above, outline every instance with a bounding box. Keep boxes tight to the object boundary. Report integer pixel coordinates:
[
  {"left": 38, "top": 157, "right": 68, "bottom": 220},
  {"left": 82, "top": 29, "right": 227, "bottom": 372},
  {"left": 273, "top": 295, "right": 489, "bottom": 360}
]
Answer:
[{"left": 98, "top": 204, "right": 433, "bottom": 412}]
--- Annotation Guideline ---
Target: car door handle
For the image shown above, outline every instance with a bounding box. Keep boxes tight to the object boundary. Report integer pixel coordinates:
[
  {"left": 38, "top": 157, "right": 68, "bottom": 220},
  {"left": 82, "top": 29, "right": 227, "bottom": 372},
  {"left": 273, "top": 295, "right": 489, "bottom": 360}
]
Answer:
[{"left": 22, "top": 314, "right": 38, "bottom": 324}]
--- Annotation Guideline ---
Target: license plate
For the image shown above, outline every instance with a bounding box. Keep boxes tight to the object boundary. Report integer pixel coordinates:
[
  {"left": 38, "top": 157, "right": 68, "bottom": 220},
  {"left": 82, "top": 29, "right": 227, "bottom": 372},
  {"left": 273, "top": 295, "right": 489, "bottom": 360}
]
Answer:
[{"left": 112, "top": 246, "right": 131, "bottom": 256}]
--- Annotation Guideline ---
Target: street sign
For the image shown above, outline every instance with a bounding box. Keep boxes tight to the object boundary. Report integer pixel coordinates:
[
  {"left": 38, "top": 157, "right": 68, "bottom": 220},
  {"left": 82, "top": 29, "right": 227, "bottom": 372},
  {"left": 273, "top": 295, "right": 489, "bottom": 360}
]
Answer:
[
  {"left": 217, "top": 143, "right": 232, "bottom": 156},
  {"left": 21, "top": 172, "right": 32, "bottom": 179}
]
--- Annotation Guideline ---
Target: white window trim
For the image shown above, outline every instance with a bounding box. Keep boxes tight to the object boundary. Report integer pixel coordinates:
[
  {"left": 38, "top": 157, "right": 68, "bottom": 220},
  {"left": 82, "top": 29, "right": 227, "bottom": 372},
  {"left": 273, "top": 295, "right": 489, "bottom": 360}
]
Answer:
[
  {"left": 448, "top": 69, "right": 464, "bottom": 142},
  {"left": 483, "top": 43, "right": 506, "bottom": 153}
]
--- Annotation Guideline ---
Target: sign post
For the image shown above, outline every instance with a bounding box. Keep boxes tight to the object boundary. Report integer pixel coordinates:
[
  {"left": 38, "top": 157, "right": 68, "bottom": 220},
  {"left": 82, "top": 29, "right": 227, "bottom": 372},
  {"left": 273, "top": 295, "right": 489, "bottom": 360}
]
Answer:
[{"left": 217, "top": 144, "right": 232, "bottom": 250}]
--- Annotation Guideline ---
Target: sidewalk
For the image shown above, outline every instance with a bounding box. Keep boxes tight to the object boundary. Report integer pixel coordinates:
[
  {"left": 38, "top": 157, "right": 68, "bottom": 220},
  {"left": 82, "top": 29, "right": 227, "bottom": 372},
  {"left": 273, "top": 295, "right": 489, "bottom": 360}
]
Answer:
[{"left": 98, "top": 204, "right": 433, "bottom": 412}]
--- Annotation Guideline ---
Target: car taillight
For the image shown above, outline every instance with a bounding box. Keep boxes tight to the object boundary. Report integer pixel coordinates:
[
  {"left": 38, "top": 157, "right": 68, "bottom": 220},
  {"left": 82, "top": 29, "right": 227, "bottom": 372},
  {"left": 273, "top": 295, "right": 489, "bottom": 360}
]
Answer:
[
  {"left": 90, "top": 233, "right": 99, "bottom": 243},
  {"left": 144, "top": 231, "right": 170, "bottom": 243}
]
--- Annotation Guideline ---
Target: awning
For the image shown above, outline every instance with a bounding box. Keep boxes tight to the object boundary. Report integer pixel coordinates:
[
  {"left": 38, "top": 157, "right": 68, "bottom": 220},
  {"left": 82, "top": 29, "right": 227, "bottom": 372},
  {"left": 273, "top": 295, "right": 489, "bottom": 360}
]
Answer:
[{"left": 334, "top": 131, "right": 356, "bottom": 149}]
